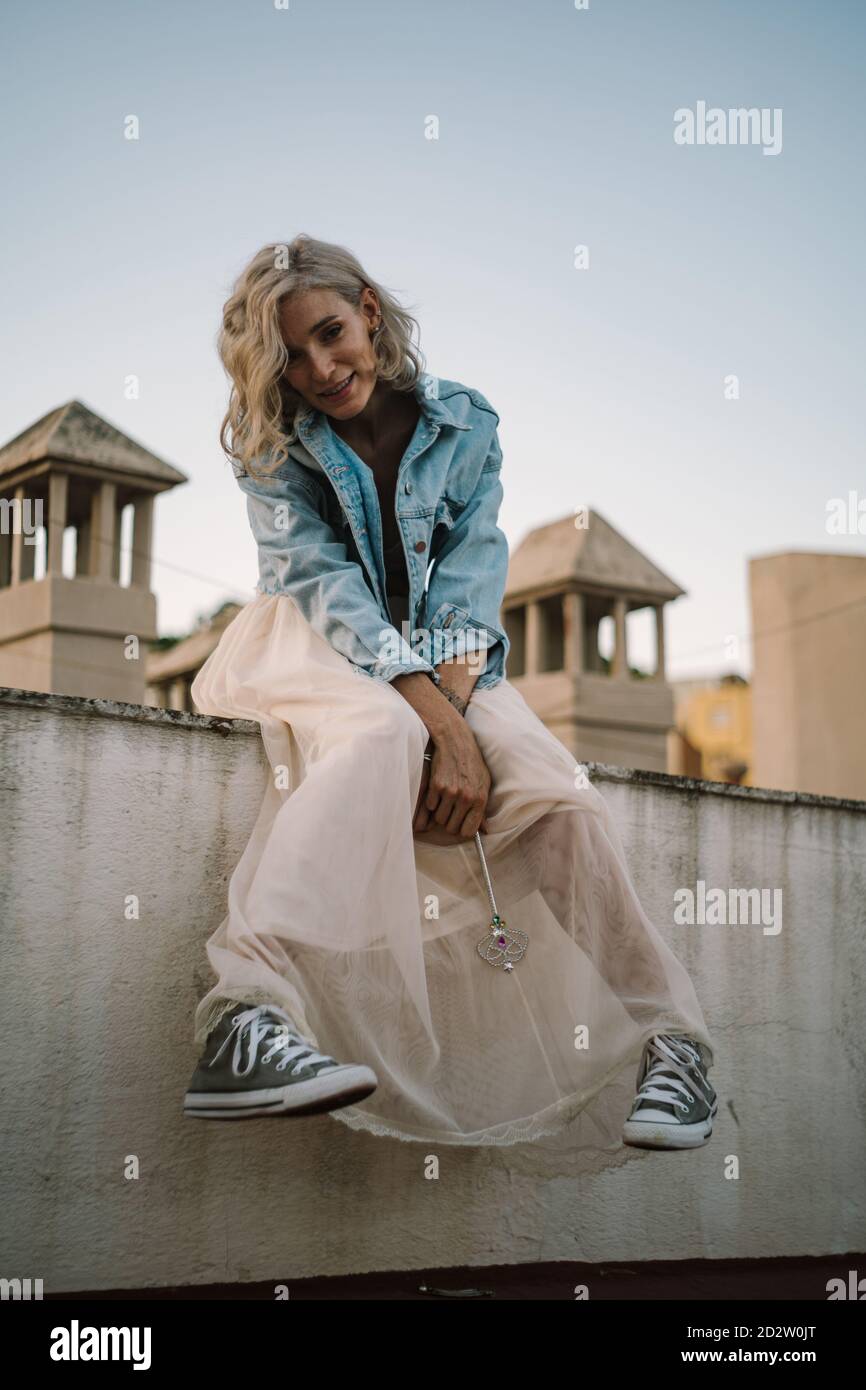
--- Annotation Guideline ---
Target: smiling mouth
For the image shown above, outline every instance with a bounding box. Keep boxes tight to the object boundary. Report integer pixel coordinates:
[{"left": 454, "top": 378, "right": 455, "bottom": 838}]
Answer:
[{"left": 320, "top": 373, "right": 354, "bottom": 398}]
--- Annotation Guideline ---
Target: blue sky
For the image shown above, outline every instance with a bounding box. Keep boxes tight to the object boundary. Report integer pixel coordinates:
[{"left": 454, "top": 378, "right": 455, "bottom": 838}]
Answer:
[{"left": 2, "top": 0, "right": 863, "bottom": 677}]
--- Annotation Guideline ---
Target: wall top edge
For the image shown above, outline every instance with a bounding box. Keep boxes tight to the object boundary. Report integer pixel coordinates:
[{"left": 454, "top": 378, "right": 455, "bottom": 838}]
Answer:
[{"left": 1, "top": 686, "right": 864, "bottom": 814}]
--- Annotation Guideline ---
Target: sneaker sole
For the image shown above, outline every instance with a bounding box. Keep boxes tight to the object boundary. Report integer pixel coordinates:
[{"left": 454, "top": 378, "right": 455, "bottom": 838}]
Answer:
[
  {"left": 622, "top": 1101, "right": 718, "bottom": 1150},
  {"left": 183, "top": 1064, "right": 378, "bottom": 1120}
]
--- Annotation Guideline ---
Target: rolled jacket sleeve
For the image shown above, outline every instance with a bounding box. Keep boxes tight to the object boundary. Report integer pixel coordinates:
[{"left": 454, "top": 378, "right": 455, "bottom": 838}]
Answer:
[
  {"left": 237, "top": 468, "right": 441, "bottom": 686},
  {"left": 421, "top": 429, "right": 510, "bottom": 678}
]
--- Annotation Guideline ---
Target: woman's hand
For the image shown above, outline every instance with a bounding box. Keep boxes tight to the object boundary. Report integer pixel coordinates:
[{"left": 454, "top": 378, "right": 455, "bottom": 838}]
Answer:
[{"left": 413, "top": 723, "right": 492, "bottom": 843}]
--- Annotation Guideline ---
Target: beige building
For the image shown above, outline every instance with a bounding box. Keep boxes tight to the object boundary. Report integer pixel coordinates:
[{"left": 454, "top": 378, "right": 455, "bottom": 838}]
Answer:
[
  {"left": 502, "top": 508, "right": 684, "bottom": 771},
  {"left": 0, "top": 399, "right": 186, "bottom": 704},
  {"left": 750, "top": 550, "right": 866, "bottom": 800}
]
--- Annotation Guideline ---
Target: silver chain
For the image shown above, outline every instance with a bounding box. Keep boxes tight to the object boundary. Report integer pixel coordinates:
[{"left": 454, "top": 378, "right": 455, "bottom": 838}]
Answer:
[
  {"left": 474, "top": 830, "right": 498, "bottom": 918},
  {"left": 421, "top": 750, "right": 527, "bottom": 968}
]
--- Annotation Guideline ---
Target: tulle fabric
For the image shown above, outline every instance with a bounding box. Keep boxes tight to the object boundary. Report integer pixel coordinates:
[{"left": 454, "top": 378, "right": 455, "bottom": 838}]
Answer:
[{"left": 189, "top": 591, "right": 714, "bottom": 1150}]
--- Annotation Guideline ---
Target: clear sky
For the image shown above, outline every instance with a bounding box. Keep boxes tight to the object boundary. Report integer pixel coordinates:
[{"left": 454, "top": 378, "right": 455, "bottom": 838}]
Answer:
[{"left": 2, "top": 0, "right": 863, "bottom": 678}]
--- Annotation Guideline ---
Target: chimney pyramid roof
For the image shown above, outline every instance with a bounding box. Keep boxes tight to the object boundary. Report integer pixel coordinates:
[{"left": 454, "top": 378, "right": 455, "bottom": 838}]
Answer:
[
  {"left": 0, "top": 399, "right": 188, "bottom": 489},
  {"left": 506, "top": 507, "right": 685, "bottom": 603}
]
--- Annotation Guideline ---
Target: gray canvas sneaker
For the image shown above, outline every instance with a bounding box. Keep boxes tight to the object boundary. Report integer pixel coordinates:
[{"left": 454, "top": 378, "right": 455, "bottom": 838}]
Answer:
[
  {"left": 183, "top": 1002, "right": 378, "bottom": 1120},
  {"left": 622, "top": 1033, "right": 718, "bottom": 1149}
]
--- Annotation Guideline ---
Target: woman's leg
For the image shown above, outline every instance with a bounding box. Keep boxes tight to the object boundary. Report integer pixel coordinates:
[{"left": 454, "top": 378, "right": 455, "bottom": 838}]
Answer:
[
  {"left": 463, "top": 678, "right": 715, "bottom": 1066},
  {"left": 193, "top": 642, "right": 430, "bottom": 1051},
  {"left": 190, "top": 595, "right": 712, "bottom": 1145}
]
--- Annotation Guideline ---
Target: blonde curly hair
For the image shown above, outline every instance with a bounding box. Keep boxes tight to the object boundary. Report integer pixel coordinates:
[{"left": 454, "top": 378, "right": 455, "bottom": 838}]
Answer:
[{"left": 217, "top": 234, "right": 426, "bottom": 479}]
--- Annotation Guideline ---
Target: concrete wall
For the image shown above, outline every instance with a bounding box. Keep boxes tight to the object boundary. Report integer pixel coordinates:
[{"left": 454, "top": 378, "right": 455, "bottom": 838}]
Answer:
[{"left": 0, "top": 686, "right": 864, "bottom": 1293}]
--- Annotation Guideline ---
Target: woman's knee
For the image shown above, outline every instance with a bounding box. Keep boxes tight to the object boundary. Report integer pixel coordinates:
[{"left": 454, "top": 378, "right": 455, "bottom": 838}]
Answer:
[
  {"left": 384, "top": 688, "right": 429, "bottom": 751},
  {"left": 356, "top": 680, "right": 428, "bottom": 752}
]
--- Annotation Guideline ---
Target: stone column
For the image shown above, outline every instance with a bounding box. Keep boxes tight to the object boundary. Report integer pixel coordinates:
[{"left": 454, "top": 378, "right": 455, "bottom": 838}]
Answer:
[
  {"left": 522, "top": 600, "right": 542, "bottom": 675},
  {"left": 525, "top": 599, "right": 543, "bottom": 676},
  {"left": 653, "top": 602, "right": 666, "bottom": 680},
  {"left": 563, "top": 590, "right": 584, "bottom": 675},
  {"left": 11, "top": 484, "right": 37, "bottom": 585},
  {"left": 47, "top": 472, "right": 68, "bottom": 576},
  {"left": 131, "top": 495, "right": 153, "bottom": 588},
  {"left": 90, "top": 480, "right": 117, "bottom": 580},
  {"left": 611, "top": 596, "right": 628, "bottom": 678}
]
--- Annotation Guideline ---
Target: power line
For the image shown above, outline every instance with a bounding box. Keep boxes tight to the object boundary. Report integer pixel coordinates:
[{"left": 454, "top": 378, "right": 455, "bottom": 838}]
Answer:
[
  {"left": 665, "top": 592, "right": 866, "bottom": 670},
  {"left": 5, "top": 587, "right": 866, "bottom": 698},
  {"left": 4, "top": 510, "right": 866, "bottom": 677},
  {"left": 5, "top": 506, "right": 255, "bottom": 599}
]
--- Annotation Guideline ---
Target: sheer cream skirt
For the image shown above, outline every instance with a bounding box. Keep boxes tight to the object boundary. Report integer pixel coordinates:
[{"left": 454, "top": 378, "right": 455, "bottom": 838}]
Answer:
[{"left": 189, "top": 591, "right": 714, "bottom": 1149}]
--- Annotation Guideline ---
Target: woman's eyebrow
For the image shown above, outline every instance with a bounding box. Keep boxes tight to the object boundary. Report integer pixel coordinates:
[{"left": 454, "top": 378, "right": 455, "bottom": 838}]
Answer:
[
  {"left": 308, "top": 314, "right": 339, "bottom": 335},
  {"left": 285, "top": 315, "right": 339, "bottom": 350}
]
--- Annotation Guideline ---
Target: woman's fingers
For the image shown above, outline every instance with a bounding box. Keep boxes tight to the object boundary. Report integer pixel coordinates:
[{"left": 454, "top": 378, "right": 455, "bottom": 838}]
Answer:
[
  {"left": 455, "top": 800, "right": 486, "bottom": 838},
  {"left": 420, "top": 737, "right": 492, "bottom": 840},
  {"left": 444, "top": 796, "right": 476, "bottom": 835}
]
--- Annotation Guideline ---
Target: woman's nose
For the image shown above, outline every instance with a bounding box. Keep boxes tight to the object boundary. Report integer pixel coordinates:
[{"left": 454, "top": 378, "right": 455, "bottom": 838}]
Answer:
[{"left": 308, "top": 348, "right": 337, "bottom": 384}]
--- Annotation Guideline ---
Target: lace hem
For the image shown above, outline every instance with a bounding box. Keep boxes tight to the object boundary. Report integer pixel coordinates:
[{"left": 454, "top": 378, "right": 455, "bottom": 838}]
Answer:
[
  {"left": 325, "top": 1021, "right": 705, "bottom": 1148},
  {"left": 328, "top": 1093, "right": 617, "bottom": 1148}
]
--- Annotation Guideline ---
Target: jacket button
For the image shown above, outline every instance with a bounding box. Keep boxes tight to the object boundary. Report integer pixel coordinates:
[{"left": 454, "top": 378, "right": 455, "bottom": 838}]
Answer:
[
  {"left": 414, "top": 540, "right": 426, "bottom": 553},
  {"left": 404, "top": 481, "right": 412, "bottom": 494},
  {"left": 444, "top": 613, "right": 454, "bottom": 628}
]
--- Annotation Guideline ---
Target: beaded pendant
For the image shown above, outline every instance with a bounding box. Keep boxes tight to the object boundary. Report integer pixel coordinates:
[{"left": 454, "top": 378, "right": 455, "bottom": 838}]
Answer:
[
  {"left": 477, "top": 913, "right": 529, "bottom": 970},
  {"left": 473, "top": 832, "right": 529, "bottom": 970}
]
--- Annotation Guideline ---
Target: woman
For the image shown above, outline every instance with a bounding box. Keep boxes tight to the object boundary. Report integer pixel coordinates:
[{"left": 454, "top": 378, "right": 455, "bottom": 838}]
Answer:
[{"left": 183, "top": 234, "right": 718, "bottom": 1151}]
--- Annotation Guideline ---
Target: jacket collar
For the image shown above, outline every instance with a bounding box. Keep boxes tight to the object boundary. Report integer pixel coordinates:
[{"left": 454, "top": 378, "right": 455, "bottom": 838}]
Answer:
[
  {"left": 413, "top": 374, "right": 474, "bottom": 431},
  {"left": 295, "top": 372, "right": 472, "bottom": 449}
]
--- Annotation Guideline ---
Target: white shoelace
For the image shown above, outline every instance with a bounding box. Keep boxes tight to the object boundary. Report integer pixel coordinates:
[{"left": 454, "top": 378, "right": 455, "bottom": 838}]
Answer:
[
  {"left": 636, "top": 1035, "right": 707, "bottom": 1114},
  {"left": 209, "top": 1005, "right": 339, "bottom": 1078}
]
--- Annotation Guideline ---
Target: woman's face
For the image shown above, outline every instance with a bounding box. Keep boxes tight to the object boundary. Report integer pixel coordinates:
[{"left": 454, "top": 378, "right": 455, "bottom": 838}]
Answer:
[{"left": 278, "top": 287, "right": 380, "bottom": 418}]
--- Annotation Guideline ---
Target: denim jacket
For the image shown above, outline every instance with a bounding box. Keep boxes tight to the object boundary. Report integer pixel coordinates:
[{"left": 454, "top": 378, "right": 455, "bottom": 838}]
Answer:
[{"left": 233, "top": 373, "right": 510, "bottom": 692}]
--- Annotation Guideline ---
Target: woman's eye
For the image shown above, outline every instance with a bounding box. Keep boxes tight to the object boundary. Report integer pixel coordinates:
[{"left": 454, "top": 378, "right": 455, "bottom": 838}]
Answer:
[{"left": 285, "top": 323, "right": 340, "bottom": 365}]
